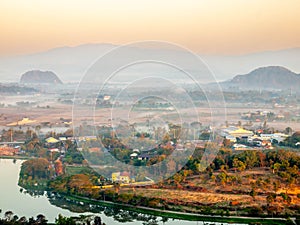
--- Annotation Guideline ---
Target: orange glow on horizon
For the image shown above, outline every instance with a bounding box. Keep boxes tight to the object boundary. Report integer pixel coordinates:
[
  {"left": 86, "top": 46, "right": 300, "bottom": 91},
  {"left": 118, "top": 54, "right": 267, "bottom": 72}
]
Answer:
[{"left": 0, "top": 0, "right": 300, "bottom": 56}]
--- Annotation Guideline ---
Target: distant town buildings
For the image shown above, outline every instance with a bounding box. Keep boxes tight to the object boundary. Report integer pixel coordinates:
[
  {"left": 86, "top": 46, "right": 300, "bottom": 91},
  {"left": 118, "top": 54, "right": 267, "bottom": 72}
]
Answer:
[
  {"left": 221, "top": 125, "right": 290, "bottom": 150},
  {"left": 221, "top": 126, "right": 253, "bottom": 140}
]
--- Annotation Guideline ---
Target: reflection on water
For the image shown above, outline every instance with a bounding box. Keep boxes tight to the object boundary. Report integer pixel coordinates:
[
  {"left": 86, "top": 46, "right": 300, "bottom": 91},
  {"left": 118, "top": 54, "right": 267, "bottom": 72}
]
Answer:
[
  {"left": 0, "top": 158, "right": 247, "bottom": 225},
  {"left": 19, "top": 188, "right": 45, "bottom": 197},
  {"left": 0, "top": 159, "right": 93, "bottom": 223},
  {"left": 47, "top": 192, "right": 165, "bottom": 224}
]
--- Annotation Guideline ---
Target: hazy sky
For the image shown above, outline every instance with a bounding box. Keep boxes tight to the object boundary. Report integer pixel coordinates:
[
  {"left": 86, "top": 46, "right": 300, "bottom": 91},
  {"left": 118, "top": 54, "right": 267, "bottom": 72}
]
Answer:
[{"left": 1, "top": 0, "right": 300, "bottom": 56}]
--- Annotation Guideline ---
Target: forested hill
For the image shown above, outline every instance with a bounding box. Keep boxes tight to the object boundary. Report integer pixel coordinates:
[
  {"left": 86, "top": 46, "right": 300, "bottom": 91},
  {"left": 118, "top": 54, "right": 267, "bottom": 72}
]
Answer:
[
  {"left": 20, "top": 70, "right": 63, "bottom": 84},
  {"left": 220, "top": 66, "right": 300, "bottom": 91}
]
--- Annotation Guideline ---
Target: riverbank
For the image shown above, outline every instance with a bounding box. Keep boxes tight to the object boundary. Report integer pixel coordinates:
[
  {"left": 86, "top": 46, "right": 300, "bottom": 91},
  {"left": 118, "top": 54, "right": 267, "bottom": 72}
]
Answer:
[
  {"left": 0, "top": 155, "right": 34, "bottom": 160},
  {"left": 54, "top": 192, "right": 295, "bottom": 225}
]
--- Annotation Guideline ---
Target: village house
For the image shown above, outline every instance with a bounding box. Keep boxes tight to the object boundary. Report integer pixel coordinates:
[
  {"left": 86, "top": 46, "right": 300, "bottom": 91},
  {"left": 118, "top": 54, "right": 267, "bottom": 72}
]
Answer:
[{"left": 111, "top": 171, "right": 133, "bottom": 183}]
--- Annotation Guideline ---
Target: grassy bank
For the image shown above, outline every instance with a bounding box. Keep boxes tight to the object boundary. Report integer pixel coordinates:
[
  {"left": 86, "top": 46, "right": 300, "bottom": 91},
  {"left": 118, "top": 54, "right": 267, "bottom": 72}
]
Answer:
[
  {"left": 0, "top": 155, "right": 34, "bottom": 160},
  {"left": 56, "top": 192, "right": 293, "bottom": 225}
]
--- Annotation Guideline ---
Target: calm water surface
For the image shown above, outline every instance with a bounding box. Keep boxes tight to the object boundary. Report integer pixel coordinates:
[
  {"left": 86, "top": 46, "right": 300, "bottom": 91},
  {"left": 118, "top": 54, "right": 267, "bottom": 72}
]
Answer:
[{"left": 0, "top": 158, "right": 246, "bottom": 225}]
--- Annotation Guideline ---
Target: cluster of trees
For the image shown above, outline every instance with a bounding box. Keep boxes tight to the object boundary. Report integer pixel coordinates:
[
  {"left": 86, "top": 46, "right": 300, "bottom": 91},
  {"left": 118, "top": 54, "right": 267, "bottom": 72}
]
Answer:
[
  {"left": 0, "top": 129, "right": 37, "bottom": 143},
  {"left": 203, "top": 148, "right": 300, "bottom": 173},
  {"left": 49, "top": 171, "right": 102, "bottom": 198},
  {"left": 20, "top": 158, "right": 52, "bottom": 181},
  {"left": 0, "top": 210, "right": 47, "bottom": 225},
  {"left": 152, "top": 148, "right": 300, "bottom": 197},
  {"left": 0, "top": 210, "right": 107, "bottom": 225},
  {"left": 55, "top": 214, "right": 106, "bottom": 225},
  {"left": 281, "top": 131, "right": 300, "bottom": 147},
  {"left": 63, "top": 142, "right": 84, "bottom": 165},
  {"left": 18, "top": 158, "right": 54, "bottom": 189}
]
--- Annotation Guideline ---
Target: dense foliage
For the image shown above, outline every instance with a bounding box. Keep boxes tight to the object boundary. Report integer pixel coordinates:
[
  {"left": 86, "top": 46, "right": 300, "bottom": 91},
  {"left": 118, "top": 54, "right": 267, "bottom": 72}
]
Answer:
[{"left": 0, "top": 211, "right": 107, "bottom": 225}]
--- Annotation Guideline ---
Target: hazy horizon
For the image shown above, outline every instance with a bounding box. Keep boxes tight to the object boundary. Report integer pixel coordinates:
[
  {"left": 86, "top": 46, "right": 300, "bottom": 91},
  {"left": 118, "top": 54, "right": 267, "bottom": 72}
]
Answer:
[
  {"left": 1, "top": 42, "right": 300, "bottom": 59},
  {"left": 1, "top": 43, "right": 300, "bottom": 83}
]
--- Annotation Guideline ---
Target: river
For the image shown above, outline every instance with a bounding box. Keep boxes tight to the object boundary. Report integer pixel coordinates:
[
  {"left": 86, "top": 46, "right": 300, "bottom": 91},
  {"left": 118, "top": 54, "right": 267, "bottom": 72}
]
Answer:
[{"left": 0, "top": 158, "right": 247, "bottom": 224}]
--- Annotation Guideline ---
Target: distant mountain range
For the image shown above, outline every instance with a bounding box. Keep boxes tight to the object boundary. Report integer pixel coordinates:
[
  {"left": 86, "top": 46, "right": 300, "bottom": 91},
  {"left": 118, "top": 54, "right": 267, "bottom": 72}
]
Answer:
[
  {"left": 0, "top": 43, "right": 116, "bottom": 83},
  {"left": 0, "top": 43, "right": 299, "bottom": 83},
  {"left": 219, "top": 66, "right": 300, "bottom": 91}
]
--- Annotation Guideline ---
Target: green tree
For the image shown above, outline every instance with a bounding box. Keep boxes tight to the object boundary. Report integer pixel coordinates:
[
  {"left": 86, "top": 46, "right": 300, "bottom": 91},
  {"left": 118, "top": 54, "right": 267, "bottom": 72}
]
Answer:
[
  {"left": 4, "top": 211, "right": 13, "bottom": 221},
  {"left": 242, "top": 151, "right": 258, "bottom": 169},
  {"left": 233, "top": 158, "right": 246, "bottom": 172},
  {"left": 285, "top": 127, "right": 293, "bottom": 135},
  {"left": 249, "top": 187, "right": 257, "bottom": 201},
  {"left": 218, "top": 172, "right": 227, "bottom": 187},
  {"left": 20, "top": 158, "right": 51, "bottom": 180},
  {"left": 173, "top": 173, "right": 183, "bottom": 188},
  {"left": 55, "top": 214, "right": 76, "bottom": 225},
  {"left": 94, "top": 216, "right": 102, "bottom": 225},
  {"left": 67, "top": 174, "right": 94, "bottom": 195},
  {"left": 36, "top": 214, "right": 47, "bottom": 225},
  {"left": 266, "top": 193, "right": 276, "bottom": 205}
]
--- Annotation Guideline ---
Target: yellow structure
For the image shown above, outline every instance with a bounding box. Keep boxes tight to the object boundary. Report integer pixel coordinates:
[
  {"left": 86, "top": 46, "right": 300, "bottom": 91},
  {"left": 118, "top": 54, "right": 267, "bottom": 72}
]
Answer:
[
  {"left": 112, "top": 172, "right": 131, "bottom": 183},
  {"left": 7, "top": 117, "right": 37, "bottom": 126},
  {"left": 45, "top": 137, "right": 60, "bottom": 143},
  {"left": 229, "top": 128, "right": 253, "bottom": 138}
]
